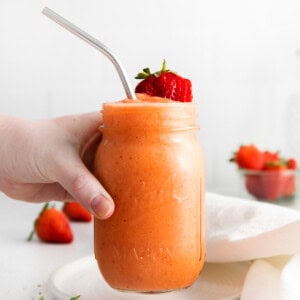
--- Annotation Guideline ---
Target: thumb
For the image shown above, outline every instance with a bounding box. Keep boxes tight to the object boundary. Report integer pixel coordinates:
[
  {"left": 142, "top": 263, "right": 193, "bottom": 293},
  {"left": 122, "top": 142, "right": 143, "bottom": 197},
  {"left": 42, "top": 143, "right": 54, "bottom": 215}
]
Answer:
[
  {"left": 48, "top": 112, "right": 114, "bottom": 219},
  {"left": 55, "top": 156, "right": 115, "bottom": 219}
]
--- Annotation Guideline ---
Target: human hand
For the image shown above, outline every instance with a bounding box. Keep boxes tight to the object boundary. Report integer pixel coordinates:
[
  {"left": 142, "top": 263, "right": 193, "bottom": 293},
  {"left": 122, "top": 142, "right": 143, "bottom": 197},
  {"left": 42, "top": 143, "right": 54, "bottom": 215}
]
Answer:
[{"left": 0, "top": 112, "right": 114, "bottom": 219}]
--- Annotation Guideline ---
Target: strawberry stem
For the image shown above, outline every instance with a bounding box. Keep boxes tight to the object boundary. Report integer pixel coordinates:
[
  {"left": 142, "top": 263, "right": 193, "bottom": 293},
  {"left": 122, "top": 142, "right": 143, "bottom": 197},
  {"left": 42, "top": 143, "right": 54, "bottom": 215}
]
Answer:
[
  {"left": 27, "top": 229, "right": 35, "bottom": 242},
  {"left": 143, "top": 68, "right": 151, "bottom": 75},
  {"left": 135, "top": 59, "right": 172, "bottom": 80},
  {"left": 27, "top": 202, "right": 49, "bottom": 241},
  {"left": 161, "top": 59, "right": 167, "bottom": 72}
]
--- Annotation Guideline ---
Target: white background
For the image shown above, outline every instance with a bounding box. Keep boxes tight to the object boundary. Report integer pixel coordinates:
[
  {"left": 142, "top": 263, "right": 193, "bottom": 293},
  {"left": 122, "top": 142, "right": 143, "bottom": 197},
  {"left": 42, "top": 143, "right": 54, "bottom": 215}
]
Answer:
[{"left": 1, "top": 0, "right": 300, "bottom": 193}]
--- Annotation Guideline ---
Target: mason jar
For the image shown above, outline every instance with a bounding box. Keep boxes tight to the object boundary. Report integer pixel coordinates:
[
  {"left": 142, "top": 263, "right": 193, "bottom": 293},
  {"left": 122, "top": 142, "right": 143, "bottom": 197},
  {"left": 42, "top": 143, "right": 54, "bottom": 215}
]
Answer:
[{"left": 94, "top": 95, "right": 205, "bottom": 292}]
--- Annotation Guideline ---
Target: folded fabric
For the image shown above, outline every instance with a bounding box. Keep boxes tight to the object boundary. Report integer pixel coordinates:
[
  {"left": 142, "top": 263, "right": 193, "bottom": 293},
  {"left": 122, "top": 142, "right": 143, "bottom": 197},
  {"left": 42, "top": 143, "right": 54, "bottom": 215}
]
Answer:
[
  {"left": 205, "top": 192, "right": 300, "bottom": 300},
  {"left": 240, "top": 256, "right": 300, "bottom": 300}
]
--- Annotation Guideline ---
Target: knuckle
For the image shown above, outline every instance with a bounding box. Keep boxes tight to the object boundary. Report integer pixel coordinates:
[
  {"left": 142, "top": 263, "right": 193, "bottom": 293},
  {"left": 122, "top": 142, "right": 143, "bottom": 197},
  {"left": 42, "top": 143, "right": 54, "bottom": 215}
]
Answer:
[{"left": 70, "top": 174, "right": 90, "bottom": 195}]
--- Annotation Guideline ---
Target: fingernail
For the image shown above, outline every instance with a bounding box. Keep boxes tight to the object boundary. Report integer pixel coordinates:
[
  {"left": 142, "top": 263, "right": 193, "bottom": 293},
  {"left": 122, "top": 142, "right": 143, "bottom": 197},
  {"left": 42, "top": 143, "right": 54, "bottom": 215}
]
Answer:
[{"left": 91, "top": 195, "right": 114, "bottom": 219}]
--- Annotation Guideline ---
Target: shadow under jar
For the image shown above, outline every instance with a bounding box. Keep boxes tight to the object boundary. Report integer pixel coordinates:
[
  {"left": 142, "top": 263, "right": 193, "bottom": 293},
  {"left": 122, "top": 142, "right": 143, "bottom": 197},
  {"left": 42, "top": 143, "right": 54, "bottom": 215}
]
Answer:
[{"left": 94, "top": 98, "right": 205, "bottom": 293}]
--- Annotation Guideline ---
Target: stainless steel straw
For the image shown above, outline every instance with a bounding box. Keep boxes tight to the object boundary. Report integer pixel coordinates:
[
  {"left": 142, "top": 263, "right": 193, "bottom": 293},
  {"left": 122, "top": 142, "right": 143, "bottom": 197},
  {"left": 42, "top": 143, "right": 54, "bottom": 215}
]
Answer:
[{"left": 42, "top": 7, "right": 135, "bottom": 99}]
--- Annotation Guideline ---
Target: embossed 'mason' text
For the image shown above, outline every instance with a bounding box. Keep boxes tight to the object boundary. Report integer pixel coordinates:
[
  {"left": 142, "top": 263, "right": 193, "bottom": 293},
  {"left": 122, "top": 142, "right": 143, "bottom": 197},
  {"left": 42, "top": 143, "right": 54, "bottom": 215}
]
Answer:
[{"left": 112, "top": 245, "right": 174, "bottom": 261}]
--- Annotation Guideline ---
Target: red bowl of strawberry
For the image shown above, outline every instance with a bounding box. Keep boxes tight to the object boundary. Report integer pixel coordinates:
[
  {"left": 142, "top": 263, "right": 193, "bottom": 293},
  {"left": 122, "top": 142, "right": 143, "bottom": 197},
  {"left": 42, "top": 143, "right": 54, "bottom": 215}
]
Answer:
[
  {"left": 230, "top": 145, "right": 297, "bottom": 201},
  {"left": 241, "top": 168, "right": 296, "bottom": 201}
]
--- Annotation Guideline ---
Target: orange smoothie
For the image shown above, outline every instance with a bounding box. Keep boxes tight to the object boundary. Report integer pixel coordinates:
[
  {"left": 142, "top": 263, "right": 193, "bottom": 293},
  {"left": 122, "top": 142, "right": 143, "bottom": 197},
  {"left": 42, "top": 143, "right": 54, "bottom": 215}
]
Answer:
[{"left": 94, "top": 94, "right": 205, "bottom": 292}]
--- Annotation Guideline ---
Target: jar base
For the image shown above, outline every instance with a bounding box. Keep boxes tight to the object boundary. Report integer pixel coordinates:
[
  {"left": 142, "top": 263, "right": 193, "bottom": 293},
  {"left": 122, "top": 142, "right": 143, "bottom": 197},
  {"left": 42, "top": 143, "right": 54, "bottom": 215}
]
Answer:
[{"left": 110, "top": 283, "right": 194, "bottom": 294}]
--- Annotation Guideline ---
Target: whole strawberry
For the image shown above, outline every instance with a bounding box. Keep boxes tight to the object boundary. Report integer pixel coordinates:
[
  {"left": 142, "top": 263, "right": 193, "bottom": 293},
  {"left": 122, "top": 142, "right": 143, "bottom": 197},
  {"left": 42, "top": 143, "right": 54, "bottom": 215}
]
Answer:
[
  {"left": 262, "top": 151, "right": 280, "bottom": 165},
  {"left": 27, "top": 203, "right": 73, "bottom": 243},
  {"left": 135, "top": 60, "right": 193, "bottom": 102},
  {"left": 232, "top": 144, "right": 264, "bottom": 170},
  {"left": 63, "top": 202, "right": 92, "bottom": 222}
]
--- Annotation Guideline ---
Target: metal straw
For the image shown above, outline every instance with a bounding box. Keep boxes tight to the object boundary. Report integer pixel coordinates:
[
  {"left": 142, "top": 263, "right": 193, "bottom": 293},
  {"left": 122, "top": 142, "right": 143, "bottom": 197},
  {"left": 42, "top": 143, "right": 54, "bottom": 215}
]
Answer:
[{"left": 42, "top": 7, "right": 135, "bottom": 99}]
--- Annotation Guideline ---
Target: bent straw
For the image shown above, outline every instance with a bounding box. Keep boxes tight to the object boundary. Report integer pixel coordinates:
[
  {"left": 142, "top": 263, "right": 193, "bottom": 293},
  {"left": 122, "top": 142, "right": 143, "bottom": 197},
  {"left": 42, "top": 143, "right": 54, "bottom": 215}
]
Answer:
[{"left": 42, "top": 7, "right": 135, "bottom": 99}]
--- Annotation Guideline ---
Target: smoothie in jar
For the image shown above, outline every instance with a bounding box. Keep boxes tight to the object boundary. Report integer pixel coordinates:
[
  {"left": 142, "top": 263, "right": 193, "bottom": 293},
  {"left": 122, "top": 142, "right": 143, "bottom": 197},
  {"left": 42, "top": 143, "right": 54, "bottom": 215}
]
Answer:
[{"left": 94, "top": 93, "right": 205, "bottom": 292}]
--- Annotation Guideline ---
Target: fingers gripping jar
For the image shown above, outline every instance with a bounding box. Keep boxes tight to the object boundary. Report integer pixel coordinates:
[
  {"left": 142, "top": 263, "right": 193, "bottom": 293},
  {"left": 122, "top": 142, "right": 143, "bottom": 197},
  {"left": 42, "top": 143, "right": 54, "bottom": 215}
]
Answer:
[{"left": 94, "top": 95, "right": 205, "bottom": 292}]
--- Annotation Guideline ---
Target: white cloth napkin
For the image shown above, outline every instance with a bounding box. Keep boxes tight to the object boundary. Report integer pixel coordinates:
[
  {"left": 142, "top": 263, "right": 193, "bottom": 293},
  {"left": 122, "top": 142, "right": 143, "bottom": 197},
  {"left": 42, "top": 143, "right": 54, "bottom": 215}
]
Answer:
[{"left": 206, "top": 192, "right": 300, "bottom": 300}]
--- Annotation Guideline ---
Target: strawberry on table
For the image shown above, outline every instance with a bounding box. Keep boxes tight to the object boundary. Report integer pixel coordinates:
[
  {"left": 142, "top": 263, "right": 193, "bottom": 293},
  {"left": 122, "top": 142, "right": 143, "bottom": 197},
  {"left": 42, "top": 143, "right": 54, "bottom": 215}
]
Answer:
[
  {"left": 27, "top": 203, "right": 73, "bottom": 244},
  {"left": 63, "top": 202, "right": 92, "bottom": 222},
  {"left": 135, "top": 60, "right": 193, "bottom": 102}
]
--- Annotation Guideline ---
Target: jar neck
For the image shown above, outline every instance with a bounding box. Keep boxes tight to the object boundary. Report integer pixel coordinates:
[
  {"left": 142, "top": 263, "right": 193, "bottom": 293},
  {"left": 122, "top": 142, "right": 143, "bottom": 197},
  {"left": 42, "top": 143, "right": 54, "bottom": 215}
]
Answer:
[{"left": 101, "top": 102, "right": 198, "bottom": 132}]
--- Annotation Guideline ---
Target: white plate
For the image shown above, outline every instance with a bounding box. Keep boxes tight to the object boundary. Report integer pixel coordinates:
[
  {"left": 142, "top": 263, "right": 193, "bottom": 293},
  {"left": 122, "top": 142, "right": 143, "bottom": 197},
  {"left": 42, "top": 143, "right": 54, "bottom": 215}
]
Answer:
[{"left": 47, "top": 255, "right": 250, "bottom": 300}]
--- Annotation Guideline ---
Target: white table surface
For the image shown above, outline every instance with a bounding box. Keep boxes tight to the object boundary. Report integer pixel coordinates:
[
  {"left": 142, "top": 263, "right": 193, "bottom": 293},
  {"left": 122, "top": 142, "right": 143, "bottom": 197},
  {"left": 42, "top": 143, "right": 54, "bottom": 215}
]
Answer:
[
  {"left": 2, "top": 189, "right": 300, "bottom": 300},
  {"left": 0, "top": 193, "right": 94, "bottom": 300}
]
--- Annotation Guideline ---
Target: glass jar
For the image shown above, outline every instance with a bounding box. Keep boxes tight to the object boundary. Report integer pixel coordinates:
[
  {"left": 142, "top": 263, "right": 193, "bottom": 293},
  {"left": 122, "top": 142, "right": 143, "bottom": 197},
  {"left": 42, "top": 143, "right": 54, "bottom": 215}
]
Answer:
[{"left": 94, "top": 98, "right": 205, "bottom": 292}]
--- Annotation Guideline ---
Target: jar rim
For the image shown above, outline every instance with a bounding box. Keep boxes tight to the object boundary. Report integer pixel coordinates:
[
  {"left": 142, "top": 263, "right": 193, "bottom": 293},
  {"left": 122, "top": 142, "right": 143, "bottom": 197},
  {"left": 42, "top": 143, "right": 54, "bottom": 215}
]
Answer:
[
  {"left": 101, "top": 100, "right": 198, "bottom": 131},
  {"left": 102, "top": 101, "right": 196, "bottom": 112},
  {"left": 99, "top": 125, "right": 199, "bottom": 132},
  {"left": 102, "top": 101, "right": 197, "bottom": 118}
]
